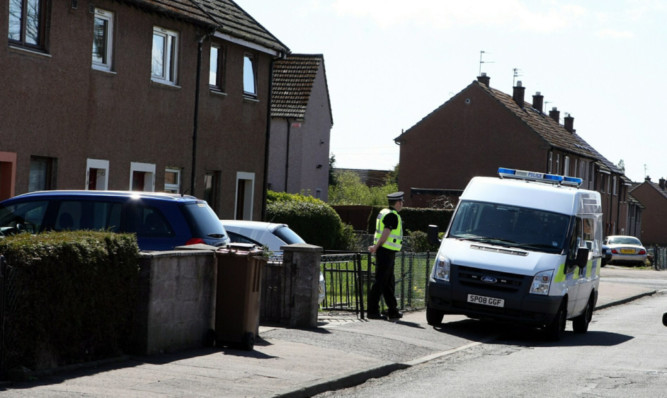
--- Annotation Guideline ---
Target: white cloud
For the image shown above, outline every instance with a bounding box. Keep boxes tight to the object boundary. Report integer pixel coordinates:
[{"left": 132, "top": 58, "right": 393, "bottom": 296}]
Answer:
[{"left": 331, "top": 0, "right": 586, "bottom": 32}]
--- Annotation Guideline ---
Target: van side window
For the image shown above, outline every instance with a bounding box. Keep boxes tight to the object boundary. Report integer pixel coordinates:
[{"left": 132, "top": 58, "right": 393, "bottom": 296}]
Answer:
[{"left": 567, "top": 218, "right": 583, "bottom": 262}]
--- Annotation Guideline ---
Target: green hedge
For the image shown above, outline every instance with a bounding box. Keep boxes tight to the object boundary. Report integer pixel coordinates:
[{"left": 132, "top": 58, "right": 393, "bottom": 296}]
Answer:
[
  {"left": 265, "top": 191, "right": 356, "bottom": 250},
  {"left": 0, "top": 231, "right": 140, "bottom": 372}
]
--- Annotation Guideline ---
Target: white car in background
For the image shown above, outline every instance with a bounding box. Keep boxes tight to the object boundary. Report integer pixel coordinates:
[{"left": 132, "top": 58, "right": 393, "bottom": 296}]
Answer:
[{"left": 220, "top": 220, "right": 325, "bottom": 304}]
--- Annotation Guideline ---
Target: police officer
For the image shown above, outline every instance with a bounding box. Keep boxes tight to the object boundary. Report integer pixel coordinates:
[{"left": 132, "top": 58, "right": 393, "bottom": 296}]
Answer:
[{"left": 367, "top": 191, "right": 404, "bottom": 319}]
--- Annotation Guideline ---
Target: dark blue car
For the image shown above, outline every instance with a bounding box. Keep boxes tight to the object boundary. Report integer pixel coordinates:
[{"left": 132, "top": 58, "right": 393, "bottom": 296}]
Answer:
[{"left": 0, "top": 191, "right": 229, "bottom": 251}]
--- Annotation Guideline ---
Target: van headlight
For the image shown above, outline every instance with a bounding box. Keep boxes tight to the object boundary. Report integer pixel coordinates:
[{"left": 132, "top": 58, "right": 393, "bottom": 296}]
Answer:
[
  {"left": 432, "top": 255, "right": 451, "bottom": 282},
  {"left": 530, "top": 270, "right": 553, "bottom": 295}
]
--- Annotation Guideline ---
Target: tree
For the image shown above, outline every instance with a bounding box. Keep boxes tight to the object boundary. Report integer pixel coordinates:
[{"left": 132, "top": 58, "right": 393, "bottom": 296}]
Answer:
[{"left": 328, "top": 168, "right": 398, "bottom": 206}]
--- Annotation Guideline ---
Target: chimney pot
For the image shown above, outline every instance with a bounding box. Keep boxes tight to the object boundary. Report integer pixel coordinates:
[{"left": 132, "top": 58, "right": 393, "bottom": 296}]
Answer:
[
  {"left": 512, "top": 81, "right": 526, "bottom": 107},
  {"left": 477, "top": 73, "right": 490, "bottom": 86},
  {"left": 532, "top": 92, "right": 544, "bottom": 113},
  {"left": 549, "top": 107, "right": 560, "bottom": 123}
]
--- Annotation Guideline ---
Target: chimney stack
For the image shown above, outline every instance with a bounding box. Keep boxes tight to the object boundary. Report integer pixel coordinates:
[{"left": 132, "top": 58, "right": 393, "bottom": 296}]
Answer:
[
  {"left": 477, "top": 73, "right": 490, "bottom": 86},
  {"left": 660, "top": 178, "right": 666, "bottom": 190},
  {"left": 513, "top": 81, "right": 525, "bottom": 107},
  {"left": 532, "top": 92, "right": 543, "bottom": 113},
  {"left": 564, "top": 114, "right": 574, "bottom": 133},
  {"left": 549, "top": 107, "right": 560, "bottom": 123}
]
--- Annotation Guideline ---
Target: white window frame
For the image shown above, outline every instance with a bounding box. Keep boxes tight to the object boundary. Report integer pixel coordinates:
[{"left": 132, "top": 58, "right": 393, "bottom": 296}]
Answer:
[
  {"left": 92, "top": 8, "right": 114, "bottom": 72},
  {"left": 130, "top": 162, "right": 156, "bottom": 192},
  {"left": 164, "top": 167, "right": 181, "bottom": 193},
  {"left": 151, "top": 27, "right": 178, "bottom": 85},
  {"left": 235, "top": 171, "right": 255, "bottom": 220},
  {"left": 243, "top": 53, "right": 257, "bottom": 97},
  {"left": 86, "top": 158, "right": 109, "bottom": 190}
]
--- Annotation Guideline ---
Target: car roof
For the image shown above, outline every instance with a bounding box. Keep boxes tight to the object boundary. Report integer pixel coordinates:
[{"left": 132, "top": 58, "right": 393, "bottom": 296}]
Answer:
[
  {"left": 220, "top": 220, "right": 287, "bottom": 232},
  {"left": 5, "top": 190, "right": 200, "bottom": 203}
]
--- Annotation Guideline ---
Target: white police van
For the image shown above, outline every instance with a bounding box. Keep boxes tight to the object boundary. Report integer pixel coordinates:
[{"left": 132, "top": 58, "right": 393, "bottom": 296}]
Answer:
[{"left": 426, "top": 168, "right": 603, "bottom": 340}]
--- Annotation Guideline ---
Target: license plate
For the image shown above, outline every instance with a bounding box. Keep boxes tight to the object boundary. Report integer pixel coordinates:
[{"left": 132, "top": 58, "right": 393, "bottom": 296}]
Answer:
[
  {"left": 467, "top": 294, "right": 504, "bottom": 307},
  {"left": 620, "top": 249, "right": 635, "bottom": 254}
]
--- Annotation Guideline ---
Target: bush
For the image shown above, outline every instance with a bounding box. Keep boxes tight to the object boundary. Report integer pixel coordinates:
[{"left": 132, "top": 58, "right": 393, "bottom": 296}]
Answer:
[
  {"left": 265, "top": 191, "right": 355, "bottom": 250},
  {"left": 0, "top": 231, "right": 140, "bottom": 371}
]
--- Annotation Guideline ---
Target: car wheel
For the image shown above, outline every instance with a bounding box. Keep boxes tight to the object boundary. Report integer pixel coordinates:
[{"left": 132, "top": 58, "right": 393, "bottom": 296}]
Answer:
[
  {"left": 426, "top": 306, "right": 444, "bottom": 326},
  {"left": 545, "top": 301, "right": 566, "bottom": 341},
  {"left": 573, "top": 295, "right": 594, "bottom": 333}
]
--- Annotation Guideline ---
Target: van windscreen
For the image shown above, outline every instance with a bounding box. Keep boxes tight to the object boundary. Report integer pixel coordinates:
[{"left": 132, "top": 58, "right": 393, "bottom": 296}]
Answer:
[{"left": 449, "top": 201, "right": 571, "bottom": 254}]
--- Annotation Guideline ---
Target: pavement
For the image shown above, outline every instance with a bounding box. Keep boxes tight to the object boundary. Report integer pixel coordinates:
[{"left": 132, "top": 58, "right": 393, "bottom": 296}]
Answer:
[{"left": 1, "top": 266, "right": 665, "bottom": 397}]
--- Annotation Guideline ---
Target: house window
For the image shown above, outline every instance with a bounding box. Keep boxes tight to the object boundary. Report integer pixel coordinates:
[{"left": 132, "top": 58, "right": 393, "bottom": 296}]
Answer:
[
  {"left": 209, "top": 45, "right": 225, "bottom": 91},
  {"left": 563, "top": 156, "right": 570, "bottom": 176},
  {"left": 92, "top": 9, "right": 113, "bottom": 71},
  {"left": 164, "top": 168, "right": 181, "bottom": 193},
  {"left": 547, "top": 151, "right": 553, "bottom": 173},
  {"left": 243, "top": 54, "right": 257, "bottom": 97},
  {"left": 151, "top": 27, "right": 178, "bottom": 84},
  {"left": 8, "top": 0, "right": 48, "bottom": 50},
  {"left": 86, "top": 158, "right": 109, "bottom": 190},
  {"left": 130, "top": 162, "right": 156, "bottom": 191},
  {"left": 613, "top": 176, "right": 617, "bottom": 196},
  {"left": 29, "top": 156, "right": 56, "bottom": 192},
  {"left": 204, "top": 171, "right": 220, "bottom": 212}
]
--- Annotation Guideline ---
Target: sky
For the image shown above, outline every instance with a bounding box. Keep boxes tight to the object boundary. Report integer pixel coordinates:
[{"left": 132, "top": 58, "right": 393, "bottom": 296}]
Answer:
[{"left": 239, "top": 0, "right": 666, "bottom": 183}]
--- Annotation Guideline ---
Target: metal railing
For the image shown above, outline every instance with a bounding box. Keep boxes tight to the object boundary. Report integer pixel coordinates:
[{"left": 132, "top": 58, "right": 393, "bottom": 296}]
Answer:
[
  {"left": 320, "top": 251, "right": 435, "bottom": 318},
  {"left": 648, "top": 246, "right": 667, "bottom": 270}
]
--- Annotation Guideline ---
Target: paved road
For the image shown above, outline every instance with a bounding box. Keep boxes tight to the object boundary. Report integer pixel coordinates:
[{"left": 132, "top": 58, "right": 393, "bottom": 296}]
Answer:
[{"left": 0, "top": 265, "right": 663, "bottom": 397}]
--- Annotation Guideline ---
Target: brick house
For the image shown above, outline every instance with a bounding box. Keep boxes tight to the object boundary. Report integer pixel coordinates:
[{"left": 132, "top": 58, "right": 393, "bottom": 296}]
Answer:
[
  {"left": 629, "top": 178, "right": 667, "bottom": 245},
  {"left": 394, "top": 74, "right": 639, "bottom": 237},
  {"left": 268, "top": 54, "right": 333, "bottom": 201},
  {"left": 1, "top": 0, "right": 288, "bottom": 220}
]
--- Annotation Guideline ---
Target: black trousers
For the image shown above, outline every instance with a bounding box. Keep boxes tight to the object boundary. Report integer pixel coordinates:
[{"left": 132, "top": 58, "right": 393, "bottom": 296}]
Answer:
[{"left": 368, "top": 247, "right": 398, "bottom": 314}]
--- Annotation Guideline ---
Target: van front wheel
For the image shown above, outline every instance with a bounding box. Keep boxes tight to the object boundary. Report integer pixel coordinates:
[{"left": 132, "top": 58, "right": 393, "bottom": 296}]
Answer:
[
  {"left": 545, "top": 301, "right": 566, "bottom": 341},
  {"left": 573, "top": 295, "right": 594, "bottom": 333},
  {"left": 426, "top": 306, "right": 444, "bottom": 326}
]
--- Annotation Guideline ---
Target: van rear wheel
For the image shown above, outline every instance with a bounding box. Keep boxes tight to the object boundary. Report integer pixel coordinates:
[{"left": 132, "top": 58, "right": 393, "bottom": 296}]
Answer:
[{"left": 573, "top": 295, "right": 594, "bottom": 333}]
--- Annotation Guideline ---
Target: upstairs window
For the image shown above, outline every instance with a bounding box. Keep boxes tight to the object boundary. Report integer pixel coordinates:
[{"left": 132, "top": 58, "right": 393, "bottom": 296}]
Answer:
[
  {"left": 92, "top": 9, "right": 114, "bottom": 71},
  {"left": 164, "top": 168, "right": 181, "bottom": 193},
  {"left": 8, "top": 0, "right": 48, "bottom": 50},
  {"left": 209, "top": 45, "right": 226, "bottom": 91},
  {"left": 243, "top": 53, "right": 257, "bottom": 97},
  {"left": 151, "top": 27, "right": 178, "bottom": 85}
]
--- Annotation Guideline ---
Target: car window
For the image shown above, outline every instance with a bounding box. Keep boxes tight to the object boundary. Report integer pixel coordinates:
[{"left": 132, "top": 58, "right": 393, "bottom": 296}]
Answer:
[
  {"left": 125, "top": 204, "right": 174, "bottom": 237},
  {"left": 227, "top": 231, "right": 261, "bottom": 246},
  {"left": 181, "top": 202, "right": 228, "bottom": 242},
  {"left": 54, "top": 200, "right": 123, "bottom": 232},
  {"left": 608, "top": 236, "right": 641, "bottom": 245},
  {"left": 274, "top": 226, "right": 305, "bottom": 245},
  {"left": 0, "top": 200, "right": 48, "bottom": 235}
]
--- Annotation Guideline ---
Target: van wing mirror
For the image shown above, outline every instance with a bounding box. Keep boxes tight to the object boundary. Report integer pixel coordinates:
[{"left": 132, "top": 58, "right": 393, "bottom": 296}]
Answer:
[
  {"left": 428, "top": 225, "right": 440, "bottom": 246},
  {"left": 576, "top": 247, "right": 589, "bottom": 268}
]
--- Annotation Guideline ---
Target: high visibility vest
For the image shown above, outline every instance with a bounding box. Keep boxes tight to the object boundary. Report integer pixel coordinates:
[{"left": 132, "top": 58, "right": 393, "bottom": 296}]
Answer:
[{"left": 374, "top": 208, "right": 403, "bottom": 251}]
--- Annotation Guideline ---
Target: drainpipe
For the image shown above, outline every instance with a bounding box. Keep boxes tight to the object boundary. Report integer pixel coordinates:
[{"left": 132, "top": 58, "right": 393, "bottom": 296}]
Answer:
[
  {"left": 261, "top": 58, "right": 276, "bottom": 220},
  {"left": 284, "top": 118, "right": 291, "bottom": 192},
  {"left": 190, "top": 34, "right": 206, "bottom": 196}
]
